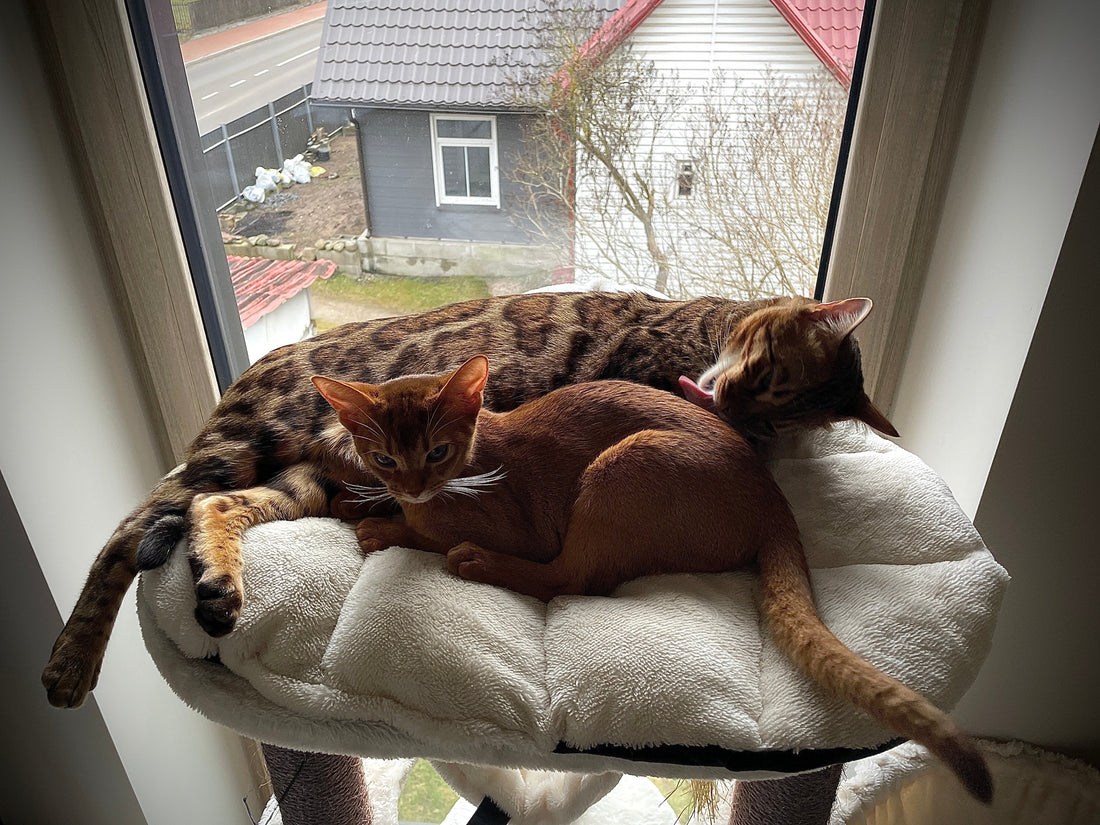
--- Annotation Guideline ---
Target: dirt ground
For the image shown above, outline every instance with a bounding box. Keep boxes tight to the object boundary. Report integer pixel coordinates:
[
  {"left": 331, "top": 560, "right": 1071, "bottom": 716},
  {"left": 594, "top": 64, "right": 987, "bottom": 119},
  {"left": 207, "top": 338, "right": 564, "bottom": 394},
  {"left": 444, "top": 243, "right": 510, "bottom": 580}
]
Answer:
[{"left": 220, "top": 133, "right": 367, "bottom": 248}]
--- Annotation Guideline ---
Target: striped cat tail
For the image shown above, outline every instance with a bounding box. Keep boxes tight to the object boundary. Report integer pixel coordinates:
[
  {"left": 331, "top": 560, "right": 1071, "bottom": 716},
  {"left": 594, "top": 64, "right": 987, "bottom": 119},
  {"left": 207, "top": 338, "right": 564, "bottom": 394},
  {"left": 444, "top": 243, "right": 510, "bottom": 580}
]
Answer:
[
  {"left": 756, "top": 528, "right": 993, "bottom": 804},
  {"left": 41, "top": 476, "right": 197, "bottom": 708}
]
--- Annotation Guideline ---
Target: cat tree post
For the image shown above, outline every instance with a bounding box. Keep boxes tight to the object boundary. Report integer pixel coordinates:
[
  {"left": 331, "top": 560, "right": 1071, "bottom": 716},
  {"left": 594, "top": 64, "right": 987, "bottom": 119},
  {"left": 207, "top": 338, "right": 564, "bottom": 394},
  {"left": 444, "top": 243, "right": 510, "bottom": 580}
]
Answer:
[
  {"left": 728, "top": 765, "right": 844, "bottom": 825},
  {"left": 261, "top": 743, "right": 372, "bottom": 825}
]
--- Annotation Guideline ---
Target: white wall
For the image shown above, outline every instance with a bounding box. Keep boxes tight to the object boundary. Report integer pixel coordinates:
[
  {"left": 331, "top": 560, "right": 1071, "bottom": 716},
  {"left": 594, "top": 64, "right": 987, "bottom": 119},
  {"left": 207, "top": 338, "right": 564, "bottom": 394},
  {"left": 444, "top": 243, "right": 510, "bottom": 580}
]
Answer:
[
  {"left": 960, "top": 128, "right": 1100, "bottom": 764},
  {"left": 889, "top": 0, "right": 1100, "bottom": 766},
  {"left": 573, "top": 0, "right": 830, "bottom": 295},
  {"left": 890, "top": 0, "right": 1100, "bottom": 517},
  {"left": 244, "top": 288, "right": 314, "bottom": 364},
  {"left": 0, "top": 4, "right": 259, "bottom": 823}
]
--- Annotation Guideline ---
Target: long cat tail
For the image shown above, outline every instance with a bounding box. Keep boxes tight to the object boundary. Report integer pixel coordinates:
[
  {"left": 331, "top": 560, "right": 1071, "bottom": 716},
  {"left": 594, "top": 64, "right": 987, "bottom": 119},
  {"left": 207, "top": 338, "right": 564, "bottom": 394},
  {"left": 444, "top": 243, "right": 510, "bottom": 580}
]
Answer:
[
  {"left": 41, "top": 478, "right": 196, "bottom": 708},
  {"left": 757, "top": 529, "right": 993, "bottom": 804}
]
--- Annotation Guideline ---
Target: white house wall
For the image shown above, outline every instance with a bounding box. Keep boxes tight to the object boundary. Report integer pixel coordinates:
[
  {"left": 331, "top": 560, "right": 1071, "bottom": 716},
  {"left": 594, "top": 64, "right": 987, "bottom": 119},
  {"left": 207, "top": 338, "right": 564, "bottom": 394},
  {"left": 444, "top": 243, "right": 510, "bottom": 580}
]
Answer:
[
  {"left": 243, "top": 289, "right": 315, "bottom": 364},
  {"left": 573, "top": 0, "right": 838, "bottom": 297}
]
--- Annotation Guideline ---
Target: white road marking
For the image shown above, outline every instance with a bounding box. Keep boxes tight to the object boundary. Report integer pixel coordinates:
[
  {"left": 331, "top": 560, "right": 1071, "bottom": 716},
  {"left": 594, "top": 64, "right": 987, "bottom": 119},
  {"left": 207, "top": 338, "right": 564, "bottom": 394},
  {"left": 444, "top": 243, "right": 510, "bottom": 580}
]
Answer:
[
  {"left": 276, "top": 46, "right": 319, "bottom": 67},
  {"left": 200, "top": 92, "right": 219, "bottom": 100},
  {"left": 254, "top": 69, "right": 269, "bottom": 77},
  {"left": 229, "top": 79, "right": 247, "bottom": 88}
]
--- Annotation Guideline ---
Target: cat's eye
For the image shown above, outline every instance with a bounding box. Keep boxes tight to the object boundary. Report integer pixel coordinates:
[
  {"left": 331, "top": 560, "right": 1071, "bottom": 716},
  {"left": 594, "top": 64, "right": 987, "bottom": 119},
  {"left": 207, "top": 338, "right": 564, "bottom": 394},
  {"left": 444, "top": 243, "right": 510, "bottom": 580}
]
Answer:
[
  {"left": 426, "top": 445, "right": 450, "bottom": 463},
  {"left": 373, "top": 453, "right": 396, "bottom": 468}
]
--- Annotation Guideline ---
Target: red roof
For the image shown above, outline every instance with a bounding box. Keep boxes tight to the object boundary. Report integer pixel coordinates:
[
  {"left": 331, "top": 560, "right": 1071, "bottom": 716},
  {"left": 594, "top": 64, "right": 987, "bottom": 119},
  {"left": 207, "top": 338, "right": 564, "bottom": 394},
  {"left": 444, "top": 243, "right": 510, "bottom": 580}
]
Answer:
[
  {"left": 577, "top": 0, "right": 864, "bottom": 87},
  {"left": 769, "top": 0, "right": 865, "bottom": 86},
  {"left": 229, "top": 255, "right": 337, "bottom": 329},
  {"left": 579, "top": 0, "right": 665, "bottom": 64}
]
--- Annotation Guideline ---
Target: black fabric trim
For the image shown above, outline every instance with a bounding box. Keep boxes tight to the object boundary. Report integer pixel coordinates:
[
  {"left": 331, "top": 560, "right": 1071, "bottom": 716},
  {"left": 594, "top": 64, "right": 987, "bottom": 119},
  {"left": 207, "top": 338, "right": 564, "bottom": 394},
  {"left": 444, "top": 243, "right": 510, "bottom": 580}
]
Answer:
[
  {"left": 465, "top": 797, "right": 510, "bottom": 825},
  {"left": 552, "top": 738, "right": 906, "bottom": 775}
]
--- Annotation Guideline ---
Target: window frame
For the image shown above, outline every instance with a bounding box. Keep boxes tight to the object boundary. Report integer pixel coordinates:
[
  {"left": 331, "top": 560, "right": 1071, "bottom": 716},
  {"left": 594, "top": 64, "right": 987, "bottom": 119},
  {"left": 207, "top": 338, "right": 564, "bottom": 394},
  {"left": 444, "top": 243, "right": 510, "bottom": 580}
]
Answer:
[
  {"left": 673, "top": 159, "right": 695, "bottom": 199},
  {"left": 429, "top": 113, "right": 501, "bottom": 207},
  {"left": 29, "top": 0, "right": 988, "bottom": 458}
]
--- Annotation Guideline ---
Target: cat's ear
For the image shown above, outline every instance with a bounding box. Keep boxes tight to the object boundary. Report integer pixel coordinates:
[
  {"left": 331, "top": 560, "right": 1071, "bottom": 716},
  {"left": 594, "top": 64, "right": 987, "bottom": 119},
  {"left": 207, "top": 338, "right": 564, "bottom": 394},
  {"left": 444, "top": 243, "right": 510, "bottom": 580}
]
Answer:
[
  {"left": 311, "top": 375, "right": 374, "bottom": 416},
  {"left": 808, "top": 297, "right": 873, "bottom": 343},
  {"left": 855, "top": 392, "right": 900, "bottom": 437},
  {"left": 441, "top": 356, "right": 489, "bottom": 415}
]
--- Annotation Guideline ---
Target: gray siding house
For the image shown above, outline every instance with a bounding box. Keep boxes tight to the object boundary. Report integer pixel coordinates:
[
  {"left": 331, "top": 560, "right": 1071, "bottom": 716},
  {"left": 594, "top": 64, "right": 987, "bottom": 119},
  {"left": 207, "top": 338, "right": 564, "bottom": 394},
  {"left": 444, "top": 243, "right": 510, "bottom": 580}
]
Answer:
[{"left": 311, "top": 0, "right": 616, "bottom": 284}]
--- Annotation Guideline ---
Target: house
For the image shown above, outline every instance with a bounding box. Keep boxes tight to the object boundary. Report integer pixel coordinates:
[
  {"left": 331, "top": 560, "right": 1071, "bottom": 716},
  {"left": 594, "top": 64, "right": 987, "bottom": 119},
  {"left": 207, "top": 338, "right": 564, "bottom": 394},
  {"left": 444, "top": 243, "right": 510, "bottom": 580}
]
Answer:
[
  {"left": 313, "top": 0, "right": 864, "bottom": 297},
  {"left": 567, "top": 0, "right": 866, "bottom": 296},
  {"left": 311, "top": 0, "right": 617, "bottom": 289}
]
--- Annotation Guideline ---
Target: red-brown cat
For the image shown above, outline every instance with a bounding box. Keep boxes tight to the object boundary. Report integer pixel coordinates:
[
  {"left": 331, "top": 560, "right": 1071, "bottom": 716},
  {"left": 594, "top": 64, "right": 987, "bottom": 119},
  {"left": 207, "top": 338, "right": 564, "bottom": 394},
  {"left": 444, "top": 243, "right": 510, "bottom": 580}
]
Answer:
[{"left": 312, "top": 356, "right": 991, "bottom": 804}]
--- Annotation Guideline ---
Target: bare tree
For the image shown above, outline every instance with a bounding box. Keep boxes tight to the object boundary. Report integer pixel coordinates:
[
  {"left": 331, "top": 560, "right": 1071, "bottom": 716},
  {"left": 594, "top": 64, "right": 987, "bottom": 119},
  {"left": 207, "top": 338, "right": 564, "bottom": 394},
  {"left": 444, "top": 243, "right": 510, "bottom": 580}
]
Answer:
[
  {"left": 506, "top": 3, "right": 849, "bottom": 300},
  {"left": 668, "top": 68, "right": 848, "bottom": 299},
  {"left": 504, "top": 2, "right": 682, "bottom": 292}
]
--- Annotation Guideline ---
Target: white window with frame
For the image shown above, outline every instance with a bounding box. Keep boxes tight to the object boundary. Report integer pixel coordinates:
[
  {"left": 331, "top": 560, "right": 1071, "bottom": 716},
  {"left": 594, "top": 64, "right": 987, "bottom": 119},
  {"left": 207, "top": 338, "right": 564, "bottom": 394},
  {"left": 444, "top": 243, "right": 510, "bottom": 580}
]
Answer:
[
  {"left": 430, "top": 114, "right": 500, "bottom": 207},
  {"left": 26, "top": 0, "right": 992, "bottom": 820}
]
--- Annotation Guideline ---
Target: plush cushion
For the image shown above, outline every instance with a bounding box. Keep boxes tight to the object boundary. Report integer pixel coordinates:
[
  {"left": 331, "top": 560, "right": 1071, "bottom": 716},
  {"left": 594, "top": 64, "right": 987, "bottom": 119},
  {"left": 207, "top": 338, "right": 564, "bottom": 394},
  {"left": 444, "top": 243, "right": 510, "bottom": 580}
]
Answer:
[{"left": 138, "top": 422, "right": 1008, "bottom": 784}]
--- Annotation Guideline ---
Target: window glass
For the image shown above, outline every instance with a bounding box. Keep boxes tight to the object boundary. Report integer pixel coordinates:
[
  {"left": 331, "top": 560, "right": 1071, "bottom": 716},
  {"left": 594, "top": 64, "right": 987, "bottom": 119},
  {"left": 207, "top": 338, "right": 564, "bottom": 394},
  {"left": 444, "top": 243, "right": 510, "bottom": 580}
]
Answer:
[
  {"left": 436, "top": 118, "right": 493, "bottom": 140},
  {"left": 148, "top": 0, "right": 869, "bottom": 370},
  {"left": 466, "top": 147, "right": 492, "bottom": 198},
  {"left": 129, "top": 0, "right": 871, "bottom": 819},
  {"left": 441, "top": 145, "right": 469, "bottom": 197}
]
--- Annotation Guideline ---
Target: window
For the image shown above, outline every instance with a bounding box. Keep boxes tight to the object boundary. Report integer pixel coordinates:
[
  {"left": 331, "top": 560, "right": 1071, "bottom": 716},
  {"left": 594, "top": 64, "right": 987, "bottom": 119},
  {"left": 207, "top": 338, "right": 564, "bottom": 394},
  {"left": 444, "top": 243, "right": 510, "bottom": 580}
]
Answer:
[
  {"left": 31, "top": 0, "right": 987, "bottom": 464},
  {"left": 430, "top": 114, "right": 499, "bottom": 206},
  {"left": 674, "top": 160, "right": 695, "bottom": 198},
  {"left": 30, "top": 0, "right": 988, "bottom": 818}
]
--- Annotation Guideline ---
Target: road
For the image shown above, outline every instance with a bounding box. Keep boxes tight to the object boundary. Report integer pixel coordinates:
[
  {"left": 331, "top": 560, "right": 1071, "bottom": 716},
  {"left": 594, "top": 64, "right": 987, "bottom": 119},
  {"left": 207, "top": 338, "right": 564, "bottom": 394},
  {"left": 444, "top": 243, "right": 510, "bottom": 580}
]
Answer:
[{"left": 185, "top": 19, "right": 324, "bottom": 135}]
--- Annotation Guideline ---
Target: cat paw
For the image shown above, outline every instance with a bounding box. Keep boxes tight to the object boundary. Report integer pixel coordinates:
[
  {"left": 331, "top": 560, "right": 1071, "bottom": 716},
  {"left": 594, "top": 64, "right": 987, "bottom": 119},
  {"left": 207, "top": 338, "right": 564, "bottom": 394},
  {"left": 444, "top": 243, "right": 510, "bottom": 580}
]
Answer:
[
  {"left": 194, "top": 576, "right": 242, "bottom": 637},
  {"left": 41, "top": 644, "right": 101, "bottom": 708},
  {"left": 446, "top": 542, "right": 490, "bottom": 579},
  {"left": 354, "top": 521, "right": 385, "bottom": 554}
]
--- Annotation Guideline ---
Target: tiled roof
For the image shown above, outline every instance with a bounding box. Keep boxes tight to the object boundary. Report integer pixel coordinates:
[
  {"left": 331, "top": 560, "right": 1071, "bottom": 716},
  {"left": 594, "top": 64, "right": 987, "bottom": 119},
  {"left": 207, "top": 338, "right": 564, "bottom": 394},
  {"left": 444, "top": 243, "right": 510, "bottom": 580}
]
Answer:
[
  {"left": 769, "top": 0, "right": 865, "bottom": 85},
  {"left": 312, "top": 0, "right": 618, "bottom": 108},
  {"left": 313, "top": 0, "right": 865, "bottom": 108},
  {"left": 229, "top": 256, "right": 337, "bottom": 328}
]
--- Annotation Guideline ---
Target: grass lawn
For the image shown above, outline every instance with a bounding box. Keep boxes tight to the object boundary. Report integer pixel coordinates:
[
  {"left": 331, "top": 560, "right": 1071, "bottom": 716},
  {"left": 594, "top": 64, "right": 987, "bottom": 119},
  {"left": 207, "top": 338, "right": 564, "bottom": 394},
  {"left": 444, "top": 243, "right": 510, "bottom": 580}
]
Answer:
[
  {"left": 312, "top": 273, "right": 491, "bottom": 317},
  {"left": 396, "top": 760, "right": 698, "bottom": 824}
]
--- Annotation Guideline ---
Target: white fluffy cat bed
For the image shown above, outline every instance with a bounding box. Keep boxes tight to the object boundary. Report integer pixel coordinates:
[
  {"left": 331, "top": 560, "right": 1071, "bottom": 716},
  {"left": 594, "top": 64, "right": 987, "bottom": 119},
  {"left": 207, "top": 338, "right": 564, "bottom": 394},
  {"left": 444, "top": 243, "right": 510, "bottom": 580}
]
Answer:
[{"left": 137, "top": 423, "right": 1008, "bottom": 824}]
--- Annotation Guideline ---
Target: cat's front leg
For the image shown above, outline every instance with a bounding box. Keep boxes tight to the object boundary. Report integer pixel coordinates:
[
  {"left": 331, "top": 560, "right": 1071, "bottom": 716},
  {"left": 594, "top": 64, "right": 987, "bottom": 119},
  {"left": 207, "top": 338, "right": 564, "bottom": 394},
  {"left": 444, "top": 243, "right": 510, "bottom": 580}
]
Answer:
[
  {"left": 354, "top": 518, "right": 445, "bottom": 555},
  {"left": 188, "top": 463, "right": 329, "bottom": 636},
  {"left": 446, "top": 542, "right": 576, "bottom": 602}
]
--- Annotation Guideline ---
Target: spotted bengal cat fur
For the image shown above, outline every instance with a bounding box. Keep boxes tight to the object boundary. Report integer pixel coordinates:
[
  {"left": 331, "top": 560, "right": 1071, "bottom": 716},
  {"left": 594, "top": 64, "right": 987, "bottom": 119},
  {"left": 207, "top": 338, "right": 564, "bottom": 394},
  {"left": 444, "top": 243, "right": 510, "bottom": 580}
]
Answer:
[{"left": 42, "top": 291, "right": 889, "bottom": 711}]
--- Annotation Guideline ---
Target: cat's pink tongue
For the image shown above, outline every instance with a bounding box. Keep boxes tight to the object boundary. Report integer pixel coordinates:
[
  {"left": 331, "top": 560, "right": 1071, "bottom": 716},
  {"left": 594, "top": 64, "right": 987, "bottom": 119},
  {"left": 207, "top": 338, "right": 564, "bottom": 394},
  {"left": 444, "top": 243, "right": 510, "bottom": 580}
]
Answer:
[{"left": 678, "top": 375, "right": 715, "bottom": 411}]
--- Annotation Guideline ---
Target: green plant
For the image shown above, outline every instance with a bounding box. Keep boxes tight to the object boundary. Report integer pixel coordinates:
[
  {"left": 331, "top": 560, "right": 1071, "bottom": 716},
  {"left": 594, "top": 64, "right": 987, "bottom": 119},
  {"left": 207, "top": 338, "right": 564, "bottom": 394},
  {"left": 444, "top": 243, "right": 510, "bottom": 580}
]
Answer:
[
  {"left": 312, "top": 273, "right": 491, "bottom": 315},
  {"left": 397, "top": 760, "right": 459, "bottom": 823}
]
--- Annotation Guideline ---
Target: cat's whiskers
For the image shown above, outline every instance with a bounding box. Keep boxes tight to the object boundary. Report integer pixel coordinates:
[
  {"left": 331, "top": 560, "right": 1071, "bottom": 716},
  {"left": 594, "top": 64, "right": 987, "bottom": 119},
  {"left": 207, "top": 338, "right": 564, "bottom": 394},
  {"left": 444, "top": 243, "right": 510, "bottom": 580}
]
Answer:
[
  {"left": 428, "top": 412, "right": 465, "bottom": 442},
  {"left": 440, "top": 466, "right": 507, "bottom": 499},
  {"left": 349, "top": 416, "right": 386, "bottom": 441},
  {"left": 344, "top": 481, "right": 396, "bottom": 506}
]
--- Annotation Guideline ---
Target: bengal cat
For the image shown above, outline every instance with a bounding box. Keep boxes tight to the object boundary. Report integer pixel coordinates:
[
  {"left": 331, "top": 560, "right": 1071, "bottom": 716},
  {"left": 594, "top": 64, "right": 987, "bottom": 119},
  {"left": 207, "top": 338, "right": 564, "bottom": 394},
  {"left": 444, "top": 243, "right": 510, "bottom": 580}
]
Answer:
[{"left": 42, "top": 292, "right": 894, "bottom": 715}]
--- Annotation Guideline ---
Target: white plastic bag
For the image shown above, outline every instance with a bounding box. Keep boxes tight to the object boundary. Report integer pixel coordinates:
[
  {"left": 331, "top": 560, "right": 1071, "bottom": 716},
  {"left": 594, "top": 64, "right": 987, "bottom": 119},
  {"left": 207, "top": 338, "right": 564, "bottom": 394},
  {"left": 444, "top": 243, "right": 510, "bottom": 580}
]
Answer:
[
  {"left": 255, "top": 167, "right": 280, "bottom": 192},
  {"left": 241, "top": 184, "right": 266, "bottom": 204},
  {"left": 282, "top": 154, "right": 312, "bottom": 185}
]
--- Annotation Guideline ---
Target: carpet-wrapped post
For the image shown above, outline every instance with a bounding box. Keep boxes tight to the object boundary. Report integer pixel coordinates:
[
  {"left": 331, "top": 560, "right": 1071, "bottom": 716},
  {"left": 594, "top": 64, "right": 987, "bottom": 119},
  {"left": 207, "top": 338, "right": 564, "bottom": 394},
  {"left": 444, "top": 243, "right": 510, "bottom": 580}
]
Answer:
[
  {"left": 729, "top": 764, "right": 843, "bottom": 825},
  {"left": 261, "top": 743, "right": 372, "bottom": 825}
]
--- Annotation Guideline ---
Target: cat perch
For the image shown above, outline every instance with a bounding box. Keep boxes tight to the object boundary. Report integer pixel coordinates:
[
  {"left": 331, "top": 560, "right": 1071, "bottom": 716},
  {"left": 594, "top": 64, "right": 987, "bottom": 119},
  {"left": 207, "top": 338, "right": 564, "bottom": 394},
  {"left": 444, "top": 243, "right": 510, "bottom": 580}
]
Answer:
[{"left": 137, "top": 423, "right": 1008, "bottom": 824}]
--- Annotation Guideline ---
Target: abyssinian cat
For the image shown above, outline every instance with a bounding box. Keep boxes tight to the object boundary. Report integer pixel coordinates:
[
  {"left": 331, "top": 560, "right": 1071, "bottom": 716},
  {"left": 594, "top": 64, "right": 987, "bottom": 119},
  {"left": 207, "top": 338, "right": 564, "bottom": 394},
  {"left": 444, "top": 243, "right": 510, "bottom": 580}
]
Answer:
[
  {"left": 42, "top": 292, "right": 895, "bottom": 712},
  {"left": 310, "top": 355, "right": 990, "bottom": 802}
]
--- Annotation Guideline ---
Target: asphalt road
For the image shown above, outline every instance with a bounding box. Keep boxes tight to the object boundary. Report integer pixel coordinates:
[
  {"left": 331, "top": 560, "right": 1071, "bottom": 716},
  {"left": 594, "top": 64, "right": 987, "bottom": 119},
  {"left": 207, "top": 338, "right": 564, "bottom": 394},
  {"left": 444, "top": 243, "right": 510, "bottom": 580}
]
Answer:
[{"left": 186, "top": 19, "right": 324, "bottom": 135}]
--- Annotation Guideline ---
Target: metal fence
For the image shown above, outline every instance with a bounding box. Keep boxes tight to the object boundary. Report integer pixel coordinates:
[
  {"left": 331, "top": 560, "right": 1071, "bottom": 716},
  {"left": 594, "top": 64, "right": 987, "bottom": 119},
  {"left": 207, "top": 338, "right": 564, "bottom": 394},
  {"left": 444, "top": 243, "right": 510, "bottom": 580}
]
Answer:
[{"left": 200, "top": 84, "right": 351, "bottom": 210}]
